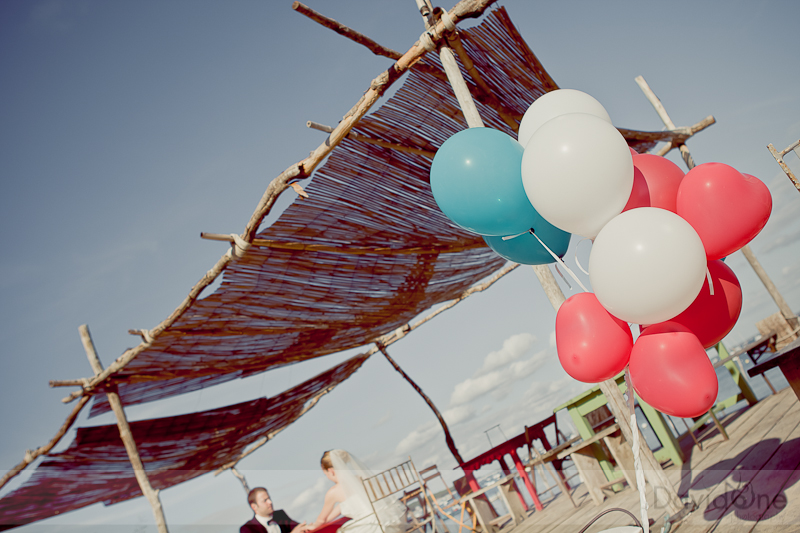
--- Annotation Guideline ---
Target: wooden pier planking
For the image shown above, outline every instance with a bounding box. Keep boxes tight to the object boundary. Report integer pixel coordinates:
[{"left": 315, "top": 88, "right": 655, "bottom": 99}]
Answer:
[
  {"left": 506, "top": 388, "right": 800, "bottom": 533},
  {"left": 679, "top": 394, "right": 796, "bottom": 515},
  {"left": 677, "top": 393, "right": 800, "bottom": 532},
  {"left": 755, "top": 466, "right": 800, "bottom": 529},
  {"left": 716, "top": 417, "right": 800, "bottom": 531}
]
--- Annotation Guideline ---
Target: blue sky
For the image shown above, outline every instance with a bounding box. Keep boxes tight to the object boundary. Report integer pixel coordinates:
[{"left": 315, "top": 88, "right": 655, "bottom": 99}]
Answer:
[{"left": 1, "top": 0, "right": 799, "bottom": 531}]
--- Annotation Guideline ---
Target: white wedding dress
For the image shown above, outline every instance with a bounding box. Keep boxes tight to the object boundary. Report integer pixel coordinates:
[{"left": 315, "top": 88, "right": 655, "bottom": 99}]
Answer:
[{"left": 330, "top": 451, "right": 406, "bottom": 533}]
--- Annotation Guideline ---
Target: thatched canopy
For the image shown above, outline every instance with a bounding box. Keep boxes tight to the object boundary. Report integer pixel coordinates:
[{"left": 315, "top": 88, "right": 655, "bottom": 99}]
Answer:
[{"left": 1, "top": 6, "right": 668, "bottom": 529}]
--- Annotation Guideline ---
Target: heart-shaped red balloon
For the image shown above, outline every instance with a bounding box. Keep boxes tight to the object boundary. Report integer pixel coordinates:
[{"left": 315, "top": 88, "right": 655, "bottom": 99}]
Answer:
[
  {"left": 677, "top": 163, "right": 772, "bottom": 260},
  {"left": 632, "top": 154, "right": 685, "bottom": 212},
  {"left": 647, "top": 260, "right": 742, "bottom": 348},
  {"left": 629, "top": 322, "right": 718, "bottom": 418},
  {"left": 556, "top": 292, "right": 633, "bottom": 383}
]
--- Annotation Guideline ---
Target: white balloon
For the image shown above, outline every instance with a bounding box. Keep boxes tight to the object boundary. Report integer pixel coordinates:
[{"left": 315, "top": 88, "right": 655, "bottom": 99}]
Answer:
[
  {"left": 521, "top": 113, "right": 633, "bottom": 239},
  {"left": 518, "top": 89, "right": 612, "bottom": 149},
  {"left": 588, "top": 208, "right": 707, "bottom": 325}
]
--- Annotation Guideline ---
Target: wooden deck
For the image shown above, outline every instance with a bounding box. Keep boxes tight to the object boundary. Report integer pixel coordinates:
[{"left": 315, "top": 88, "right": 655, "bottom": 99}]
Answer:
[{"left": 508, "top": 387, "right": 800, "bottom": 532}]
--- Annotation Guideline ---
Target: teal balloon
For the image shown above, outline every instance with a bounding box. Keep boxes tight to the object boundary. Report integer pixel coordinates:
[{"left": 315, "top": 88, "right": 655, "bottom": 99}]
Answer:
[
  {"left": 430, "top": 128, "right": 540, "bottom": 236},
  {"left": 484, "top": 225, "right": 572, "bottom": 265}
]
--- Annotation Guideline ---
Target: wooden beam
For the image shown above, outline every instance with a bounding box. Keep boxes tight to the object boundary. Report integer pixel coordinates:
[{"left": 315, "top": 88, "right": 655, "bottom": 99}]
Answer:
[
  {"left": 79, "top": 325, "right": 169, "bottom": 533},
  {"left": 636, "top": 76, "right": 799, "bottom": 337},
  {"left": 0, "top": 395, "right": 90, "bottom": 491},
  {"left": 378, "top": 344, "right": 465, "bottom": 465},
  {"left": 740, "top": 245, "right": 800, "bottom": 330},
  {"left": 768, "top": 141, "right": 800, "bottom": 192},
  {"left": 306, "top": 120, "right": 436, "bottom": 158},
  {"left": 199, "top": 232, "right": 485, "bottom": 255},
  {"left": 635, "top": 75, "right": 704, "bottom": 166},
  {"left": 446, "top": 33, "right": 521, "bottom": 131},
  {"left": 231, "top": 467, "right": 250, "bottom": 494},
  {"left": 59, "top": 0, "right": 499, "bottom": 405},
  {"left": 292, "top": 2, "right": 402, "bottom": 60}
]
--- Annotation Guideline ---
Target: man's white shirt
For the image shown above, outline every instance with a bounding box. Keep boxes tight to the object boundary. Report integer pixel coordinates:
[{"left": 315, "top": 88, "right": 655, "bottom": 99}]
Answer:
[{"left": 255, "top": 514, "right": 281, "bottom": 533}]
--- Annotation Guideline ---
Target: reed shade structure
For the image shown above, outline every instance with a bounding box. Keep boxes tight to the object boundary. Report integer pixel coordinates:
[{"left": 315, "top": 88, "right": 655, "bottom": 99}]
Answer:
[
  {"left": 86, "top": 7, "right": 608, "bottom": 418},
  {"left": 0, "top": 354, "right": 368, "bottom": 530},
  {"left": 2, "top": 5, "right": 681, "bottom": 526}
]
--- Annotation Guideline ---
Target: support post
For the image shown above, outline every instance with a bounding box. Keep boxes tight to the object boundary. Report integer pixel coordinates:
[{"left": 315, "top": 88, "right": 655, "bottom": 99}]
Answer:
[
  {"left": 740, "top": 245, "right": 800, "bottom": 332},
  {"left": 767, "top": 140, "right": 800, "bottom": 193},
  {"left": 378, "top": 344, "right": 464, "bottom": 465},
  {"left": 423, "top": 3, "right": 683, "bottom": 515},
  {"left": 79, "top": 325, "right": 169, "bottom": 533},
  {"left": 231, "top": 467, "right": 250, "bottom": 495},
  {"left": 636, "top": 77, "right": 799, "bottom": 348}
]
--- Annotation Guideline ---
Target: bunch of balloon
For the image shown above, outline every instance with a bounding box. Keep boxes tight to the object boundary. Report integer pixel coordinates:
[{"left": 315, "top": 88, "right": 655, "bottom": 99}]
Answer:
[
  {"left": 429, "top": 125, "right": 571, "bottom": 265},
  {"left": 516, "top": 90, "right": 773, "bottom": 418}
]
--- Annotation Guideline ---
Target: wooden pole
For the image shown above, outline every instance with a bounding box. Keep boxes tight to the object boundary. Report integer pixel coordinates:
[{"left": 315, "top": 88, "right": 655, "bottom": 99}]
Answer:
[
  {"left": 377, "top": 344, "right": 465, "bottom": 465},
  {"left": 740, "top": 245, "right": 800, "bottom": 330},
  {"left": 231, "top": 467, "right": 250, "bottom": 494},
  {"left": 292, "top": 2, "right": 403, "bottom": 60},
  {"left": 0, "top": 395, "right": 90, "bottom": 490},
  {"left": 534, "top": 274, "right": 683, "bottom": 514},
  {"left": 767, "top": 140, "right": 800, "bottom": 193},
  {"left": 79, "top": 325, "right": 169, "bottom": 533},
  {"left": 422, "top": 4, "right": 683, "bottom": 515},
  {"left": 635, "top": 75, "right": 799, "bottom": 336},
  {"left": 634, "top": 76, "right": 695, "bottom": 169},
  {"left": 306, "top": 121, "right": 436, "bottom": 158}
]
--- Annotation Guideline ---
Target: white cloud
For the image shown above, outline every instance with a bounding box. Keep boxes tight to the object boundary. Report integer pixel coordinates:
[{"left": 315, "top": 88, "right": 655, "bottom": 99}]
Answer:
[
  {"left": 395, "top": 422, "right": 440, "bottom": 455},
  {"left": 443, "top": 404, "right": 475, "bottom": 425},
  {"left": 450, "top": 350, "right": 547, "bottom": 406},
  {"left": 373, "top": 411, "right": 392, "bottom": 428},
  {"left": 549, "top": 330, "right": 556, "bottom": 348},
  {"left": 289, "top": 477, "right": 328, "bottom": 517},
  {"left": 477, "top": 333, "right": 536, "bottom": 375},
  {"left": 450, "top": 371, "right": 507, "bottom": 406}
]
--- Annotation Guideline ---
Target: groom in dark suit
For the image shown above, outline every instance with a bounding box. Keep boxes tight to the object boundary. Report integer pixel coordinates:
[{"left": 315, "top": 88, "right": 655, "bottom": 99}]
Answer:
[{"left": 241, "top": 487, "right": 308, "bottom": 533}]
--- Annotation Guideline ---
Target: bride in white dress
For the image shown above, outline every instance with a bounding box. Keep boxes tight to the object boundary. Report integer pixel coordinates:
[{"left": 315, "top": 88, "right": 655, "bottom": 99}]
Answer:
[{"left": 310, "top": 450, "right": 406, "bottom": 533}]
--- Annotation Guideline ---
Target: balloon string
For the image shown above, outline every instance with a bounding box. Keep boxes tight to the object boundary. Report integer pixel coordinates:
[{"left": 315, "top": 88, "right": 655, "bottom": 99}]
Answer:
[
  {"left": 529, "top": 229, "right": 589, "bottom": 292},
  {"left": 501, "top": 230, "right": 530, "bottom": 241},
  {"left": 554, "top": 263, "right": 572, "bottom": 290},
  {"left": 625, "top": 368, "right": 649, "bottom": 533},
  {"left": 573, "top": 237, "right": 592, "bottom": 276},
  {"left": 706, "top": 266, "right": 715, "bottom": 296}
]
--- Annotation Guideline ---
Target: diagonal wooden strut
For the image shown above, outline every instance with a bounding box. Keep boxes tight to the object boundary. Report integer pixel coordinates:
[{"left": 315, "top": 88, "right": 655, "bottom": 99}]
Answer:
[{"left": 79, "top": 325, "right": 169, "bottom": 533}]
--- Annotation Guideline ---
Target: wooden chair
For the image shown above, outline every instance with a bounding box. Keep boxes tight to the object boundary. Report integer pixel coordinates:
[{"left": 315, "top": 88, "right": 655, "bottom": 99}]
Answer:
[
  {"left": 455, "top": 474, "right": 526, "bottom": 533},
  {"left": 522, "top": 425, "right": 580, "bottom": 508},
  {"left": 402, "top": 464, "right": 458, "bottom": 521},
  {"left": 361, "top": 457, "right": 446, "bottom": 533}
]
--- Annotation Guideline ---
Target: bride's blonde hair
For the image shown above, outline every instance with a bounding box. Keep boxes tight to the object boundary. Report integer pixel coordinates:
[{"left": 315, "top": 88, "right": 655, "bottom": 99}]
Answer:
[{"left": 320, "top": 450, "right": 349, "bottom": 470}]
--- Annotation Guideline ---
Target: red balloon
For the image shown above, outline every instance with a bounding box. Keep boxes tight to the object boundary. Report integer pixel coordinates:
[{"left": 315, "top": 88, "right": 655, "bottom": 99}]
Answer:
[
  {"left": 629, "top": 322, "right": 718, "bottom": 418},
  {"left": 658, "top": 260, "right": 742, "bottom": 348},
  {"left": 677, "top": 163, "right": 772, "bottom": 260},
  {"left": 632, "top": 154, "right": 685, "bottom": 212},
  {"left": 556, "top": 292, "right": 633, "bottom": 383},
  {"left": 622, "top": 165, "right": 651, "bottom": 212}
]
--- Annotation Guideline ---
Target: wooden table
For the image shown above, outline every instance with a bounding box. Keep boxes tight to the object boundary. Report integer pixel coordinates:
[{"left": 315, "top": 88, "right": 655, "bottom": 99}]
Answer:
[
  {"left": 554, "top": 423, "right": 637, "bottom": 506},
  {"left": 553, "top": 373, "right": 683, "bottom": 483},
  {"left": 747, "top": 337, "right": 800, "bottom": 400},
  {"left": 457, "top": 414, "right": 561, "bottom": 513}
]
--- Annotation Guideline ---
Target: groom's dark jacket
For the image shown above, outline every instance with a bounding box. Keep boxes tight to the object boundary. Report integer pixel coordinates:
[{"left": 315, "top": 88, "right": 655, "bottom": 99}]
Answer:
[{"left": 241, "top": 509, "right": 298, "bottom": 533}]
